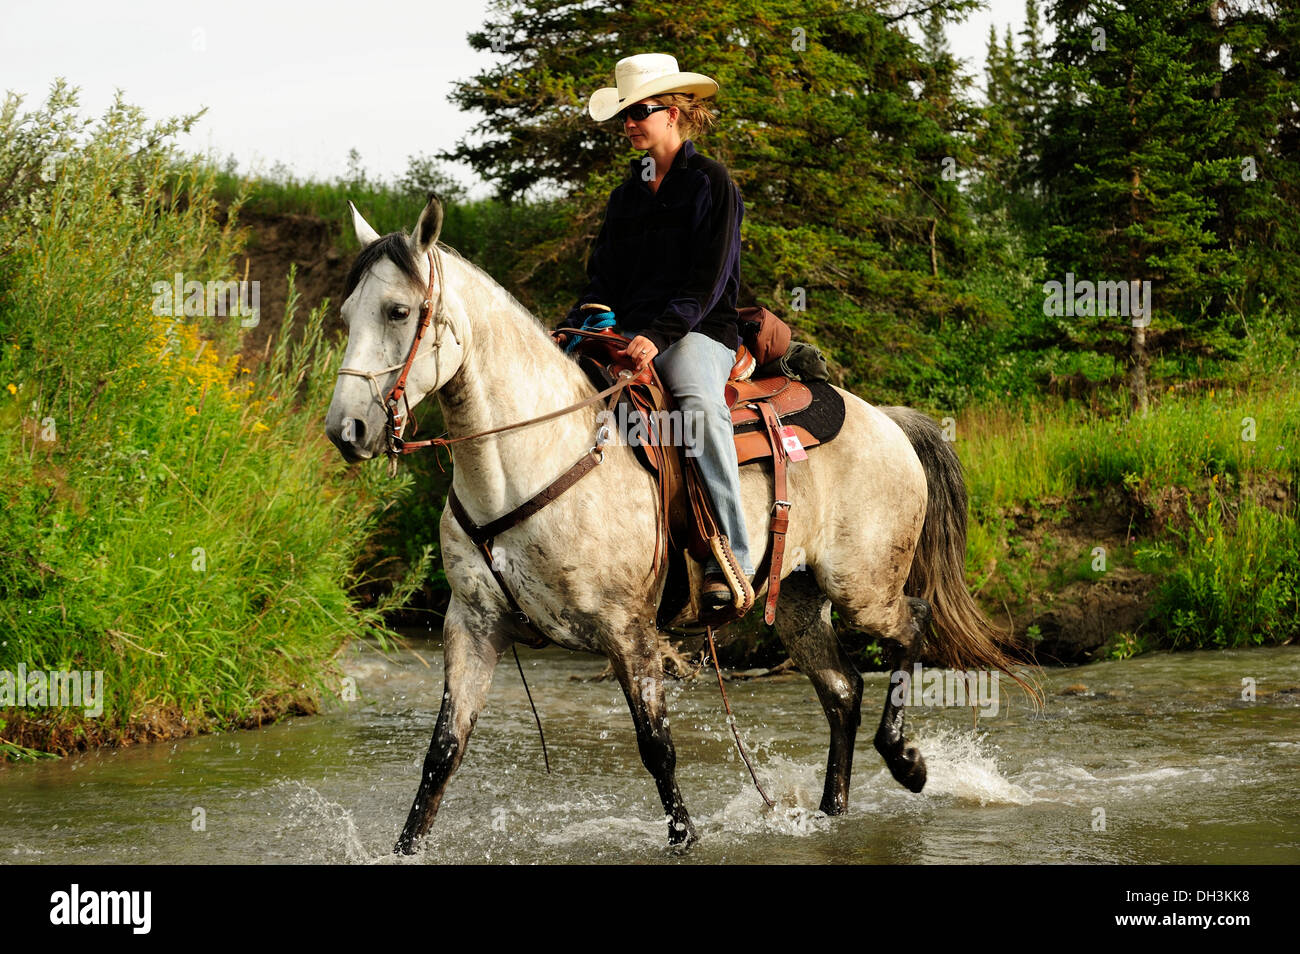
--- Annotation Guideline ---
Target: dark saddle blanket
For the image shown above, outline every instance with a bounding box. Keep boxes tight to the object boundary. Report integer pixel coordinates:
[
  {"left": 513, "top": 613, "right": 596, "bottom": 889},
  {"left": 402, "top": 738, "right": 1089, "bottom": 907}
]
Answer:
[{"left": 730, "top": 378, "right": 845, "bottom": 465}]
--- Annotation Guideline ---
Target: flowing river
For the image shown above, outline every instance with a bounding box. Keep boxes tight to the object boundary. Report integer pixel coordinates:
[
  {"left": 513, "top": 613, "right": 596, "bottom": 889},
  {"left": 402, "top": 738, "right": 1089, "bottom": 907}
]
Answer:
[{"left": 3, "top": 640, "right": 1298, "bottom": 864}]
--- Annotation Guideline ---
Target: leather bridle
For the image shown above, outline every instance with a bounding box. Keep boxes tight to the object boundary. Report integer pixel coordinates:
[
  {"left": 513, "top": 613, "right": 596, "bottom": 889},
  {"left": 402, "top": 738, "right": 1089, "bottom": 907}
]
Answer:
[{"left": 337, "top": 248, "right": 456, "bottom": 474}]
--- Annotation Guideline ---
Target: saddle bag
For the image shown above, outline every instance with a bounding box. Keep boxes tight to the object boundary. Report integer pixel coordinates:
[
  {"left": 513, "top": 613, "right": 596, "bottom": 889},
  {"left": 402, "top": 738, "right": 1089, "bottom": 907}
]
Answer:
[{"left": 737, "top": 305, "right": 792, "bottom": 367}]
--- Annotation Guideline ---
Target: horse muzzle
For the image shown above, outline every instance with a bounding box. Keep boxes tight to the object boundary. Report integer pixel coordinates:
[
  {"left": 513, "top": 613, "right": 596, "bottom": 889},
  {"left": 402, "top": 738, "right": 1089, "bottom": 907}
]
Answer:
[{"left": 326, "top": 414, "right": 380, "bottom": 462}]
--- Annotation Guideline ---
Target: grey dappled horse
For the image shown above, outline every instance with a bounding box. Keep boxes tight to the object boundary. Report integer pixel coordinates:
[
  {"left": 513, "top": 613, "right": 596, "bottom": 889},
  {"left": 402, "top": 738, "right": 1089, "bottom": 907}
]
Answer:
[{"left": 325, "top": 197, "right": 1027, "bottom": 854}]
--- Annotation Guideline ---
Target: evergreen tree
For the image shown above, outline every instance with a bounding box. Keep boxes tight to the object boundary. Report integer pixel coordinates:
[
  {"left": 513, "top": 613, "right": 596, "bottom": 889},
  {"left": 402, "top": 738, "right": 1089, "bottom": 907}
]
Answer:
[
  {"left": 1036, "top": 0, "right": 1240, "bottom": 413},
  {"left": 1212, "top": 0, "right": 1300, "bottom": 329},
  {"left": 1013, "top": 0, "right": 1049, "bottom": 191},
  {"left": 979, "top": 22, "right": 1020, "bottom": 190},
  {"left": 973, "top": 3, "right": 1047, "bottom": 229}
]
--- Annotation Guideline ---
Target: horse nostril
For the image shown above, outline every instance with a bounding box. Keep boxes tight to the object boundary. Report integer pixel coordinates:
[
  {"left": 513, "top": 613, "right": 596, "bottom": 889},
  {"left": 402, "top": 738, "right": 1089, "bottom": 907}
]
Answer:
[{"left": 342, "top": 418, "right": 365, "bottom": 445}]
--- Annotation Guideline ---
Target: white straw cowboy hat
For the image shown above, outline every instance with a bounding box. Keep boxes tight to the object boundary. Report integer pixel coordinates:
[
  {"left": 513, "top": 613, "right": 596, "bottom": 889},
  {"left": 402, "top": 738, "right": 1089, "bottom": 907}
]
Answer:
[{"left": 588, "top": 53, "right": 719, "bottom": 122}]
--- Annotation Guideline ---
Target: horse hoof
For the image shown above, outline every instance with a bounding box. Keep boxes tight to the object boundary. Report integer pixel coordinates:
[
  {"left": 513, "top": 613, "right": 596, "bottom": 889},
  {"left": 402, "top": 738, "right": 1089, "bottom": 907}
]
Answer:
[
  {"left": 394, "top": 834, "right": 419, "bottom": 856},
  {"left": 818, "top": 794, "right": 848, "bottom": 816},
  {"left": 889, "top": 746, "right": 927, "bottom": 793},
  {"left": 668, "top": 819, "right": 698, "bottom": 852}
]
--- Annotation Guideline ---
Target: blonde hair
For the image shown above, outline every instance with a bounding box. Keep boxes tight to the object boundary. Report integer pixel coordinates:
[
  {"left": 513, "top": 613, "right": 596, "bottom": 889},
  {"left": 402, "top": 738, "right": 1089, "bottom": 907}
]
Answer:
[{"left": 652, "top": 91, "right": 718, "bottom": 140}]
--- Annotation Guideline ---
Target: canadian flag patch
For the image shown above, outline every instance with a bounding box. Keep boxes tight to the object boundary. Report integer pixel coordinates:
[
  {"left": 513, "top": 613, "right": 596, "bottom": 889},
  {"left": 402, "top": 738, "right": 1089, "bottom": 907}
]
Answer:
[{"left": 779, "top": 426, "right": 808, "bottom": 461}]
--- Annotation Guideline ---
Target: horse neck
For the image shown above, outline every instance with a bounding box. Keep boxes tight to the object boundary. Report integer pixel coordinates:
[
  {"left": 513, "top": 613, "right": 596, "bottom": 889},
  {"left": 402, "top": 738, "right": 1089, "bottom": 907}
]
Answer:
[{"left": 434, "top": 254, "right": 599, "bottom": 516}]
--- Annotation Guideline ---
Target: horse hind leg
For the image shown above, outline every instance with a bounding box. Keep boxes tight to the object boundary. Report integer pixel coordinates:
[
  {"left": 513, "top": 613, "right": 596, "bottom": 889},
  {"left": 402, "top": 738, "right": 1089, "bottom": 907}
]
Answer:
[
  {"left": 605, "top": 627, "right": 696, "bottom": 849},
  {"left": 870, "top": 595, "right": 930, "bottom": 793},
  {"left": 773, "top": 571, "right": 863, "bottom": 815},
  {"left": 395, "top": 600, "right": 512, "bottom": 855}
]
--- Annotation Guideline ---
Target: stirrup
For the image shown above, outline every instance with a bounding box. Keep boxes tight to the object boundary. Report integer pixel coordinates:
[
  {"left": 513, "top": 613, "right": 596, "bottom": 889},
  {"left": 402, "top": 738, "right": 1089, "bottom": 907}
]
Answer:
[{"left": 707, "top": 535, "right": 759, "bottom": 616}]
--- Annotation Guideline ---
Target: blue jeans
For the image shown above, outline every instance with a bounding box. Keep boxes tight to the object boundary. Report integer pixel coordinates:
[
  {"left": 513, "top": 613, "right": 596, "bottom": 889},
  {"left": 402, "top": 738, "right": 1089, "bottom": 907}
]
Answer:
[{"left": 653, "top": 332, "right": 754, "bottom": 577}]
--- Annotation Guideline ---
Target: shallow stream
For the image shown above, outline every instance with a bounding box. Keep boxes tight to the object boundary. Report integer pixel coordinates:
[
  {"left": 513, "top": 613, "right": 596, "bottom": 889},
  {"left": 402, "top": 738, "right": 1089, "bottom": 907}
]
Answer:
[{"left": 3, "top": 642, "right": 1297, "bottom": 864}]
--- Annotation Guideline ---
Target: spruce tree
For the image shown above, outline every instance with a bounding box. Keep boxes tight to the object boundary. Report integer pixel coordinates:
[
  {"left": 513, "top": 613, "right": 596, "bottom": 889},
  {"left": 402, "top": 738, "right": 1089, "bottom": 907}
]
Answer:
[
  {"left": 1212, "top": 0, "right": 1300, "bottom": 330},
  {"left": 1037, "top": 0, "right": 1239, "bottom": 413}
]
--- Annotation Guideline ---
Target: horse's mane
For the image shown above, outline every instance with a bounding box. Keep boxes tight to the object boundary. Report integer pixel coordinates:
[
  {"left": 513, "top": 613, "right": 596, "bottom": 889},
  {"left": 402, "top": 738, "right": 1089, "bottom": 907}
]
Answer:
[{"left": 344, "top": 229, "right": 594, "bottom": 398}]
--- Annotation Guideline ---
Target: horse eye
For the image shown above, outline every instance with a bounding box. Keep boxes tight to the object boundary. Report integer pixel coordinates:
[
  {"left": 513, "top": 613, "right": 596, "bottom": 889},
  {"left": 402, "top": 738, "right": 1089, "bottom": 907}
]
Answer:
[{"left": 389, "top": 304, "right": 410, "bottom": 321}]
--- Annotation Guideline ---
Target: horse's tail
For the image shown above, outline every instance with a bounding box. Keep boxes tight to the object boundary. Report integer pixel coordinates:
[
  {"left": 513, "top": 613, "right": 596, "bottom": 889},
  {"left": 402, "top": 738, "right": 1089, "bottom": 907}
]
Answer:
[{"left": 879, "top": 406, "right": 1042, "bottom": 708}]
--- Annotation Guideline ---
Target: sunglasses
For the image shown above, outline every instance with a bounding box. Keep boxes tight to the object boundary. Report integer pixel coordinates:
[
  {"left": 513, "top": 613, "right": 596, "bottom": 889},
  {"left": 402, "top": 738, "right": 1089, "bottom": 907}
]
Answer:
[{"left": 618, "top": 103, "right": 671, "bottom": 122}]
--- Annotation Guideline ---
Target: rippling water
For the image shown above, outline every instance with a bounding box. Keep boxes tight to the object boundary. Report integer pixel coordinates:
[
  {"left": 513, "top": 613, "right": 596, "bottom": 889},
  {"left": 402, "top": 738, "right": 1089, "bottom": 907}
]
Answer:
[{"left": 3, "top": 641, "right": 1298, "bottom": 864}]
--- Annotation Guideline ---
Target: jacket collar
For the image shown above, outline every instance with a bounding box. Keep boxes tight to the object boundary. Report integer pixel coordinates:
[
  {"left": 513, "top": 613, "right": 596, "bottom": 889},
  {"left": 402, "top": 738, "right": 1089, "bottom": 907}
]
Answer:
[{"left": 626, "top": 138, "right": 696, "bottom": 183}]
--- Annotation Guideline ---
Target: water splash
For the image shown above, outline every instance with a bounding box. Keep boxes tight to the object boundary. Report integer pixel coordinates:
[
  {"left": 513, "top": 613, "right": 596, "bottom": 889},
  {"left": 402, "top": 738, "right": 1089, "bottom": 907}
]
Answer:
[
  {"left": 1013, "top": 758, "right": 1100, "bottom": 804},
  {"left": 1102, "top": 764, "right": 1222, "bottom": 794},
  {"left": 537, "top": 815, "right": 665, "bottom": 850},
  {"left": 271, "top": 780, "right": 378, "bottom": 864},
  {"left": 709, "top": 756, "right": 832, "bottom": 837},
  {"left": 875, "top": 726, "right": 1034, "bottom": 806}
]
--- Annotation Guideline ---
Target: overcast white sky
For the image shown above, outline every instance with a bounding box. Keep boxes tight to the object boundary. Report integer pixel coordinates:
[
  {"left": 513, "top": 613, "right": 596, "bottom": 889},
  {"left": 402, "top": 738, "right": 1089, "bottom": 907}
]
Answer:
[{"left": 3, "top": 0, "right": 1030, "bottom": 197}]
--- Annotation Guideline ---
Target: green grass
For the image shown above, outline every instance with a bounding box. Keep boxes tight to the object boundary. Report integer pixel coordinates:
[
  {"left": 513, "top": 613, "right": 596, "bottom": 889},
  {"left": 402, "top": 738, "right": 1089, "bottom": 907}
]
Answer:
[
  {"left": 205, "top": 147, "right": 470, "bottom": 257},
  {"left": 209, "top": 168, "right": 431, "bottom": 252},
  {"left": 955, "top": 375, "right": 1297, "bottom": 516},
  {"left": 0, "top": 83, "right": 425, "bottom": 757},
  {"left": 1153, "top": 497, "right": 1300, "bottom": 649},
  {"left": 949, "top": 364, "right": 1299, "bottom": 652}
]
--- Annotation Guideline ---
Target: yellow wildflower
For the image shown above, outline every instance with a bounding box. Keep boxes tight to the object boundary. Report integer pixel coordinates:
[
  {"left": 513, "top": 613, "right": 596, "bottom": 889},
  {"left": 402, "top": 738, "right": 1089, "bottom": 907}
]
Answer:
[
  {"left": 6, "top": 383, "right": 16, "bottom": 395},
  {"left": 252, "top": 421, "right": 269, "bottom": 432},
  {"left": 185, "top": 405, "right": 198, "bottom": 417}
]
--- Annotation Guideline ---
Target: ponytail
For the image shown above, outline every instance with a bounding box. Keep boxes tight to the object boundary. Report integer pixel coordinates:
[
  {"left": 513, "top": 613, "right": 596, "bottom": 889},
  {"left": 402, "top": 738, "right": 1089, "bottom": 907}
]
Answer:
[{"left": 655, "top": 91, "right": 717, "bottom": 140}]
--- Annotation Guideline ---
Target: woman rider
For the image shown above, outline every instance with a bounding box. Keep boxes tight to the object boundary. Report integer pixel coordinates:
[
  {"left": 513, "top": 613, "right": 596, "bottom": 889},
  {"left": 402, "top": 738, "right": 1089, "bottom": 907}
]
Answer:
[{"left": 556, "top": 53, "right": 754, "bottom": 613}]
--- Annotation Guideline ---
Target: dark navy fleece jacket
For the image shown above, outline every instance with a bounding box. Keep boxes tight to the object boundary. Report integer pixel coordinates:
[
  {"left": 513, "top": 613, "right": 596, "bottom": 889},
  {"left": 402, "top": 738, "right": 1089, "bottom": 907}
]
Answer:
[{"left": 561, "top": 139, "right": 743, "bottom": 355}]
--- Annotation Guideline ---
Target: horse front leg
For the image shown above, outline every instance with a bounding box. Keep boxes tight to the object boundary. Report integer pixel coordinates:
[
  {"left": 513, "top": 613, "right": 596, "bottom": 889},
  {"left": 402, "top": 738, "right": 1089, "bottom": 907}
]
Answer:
[
  {"left": 395, "top": 598, "right": 512, "bottom": 855},
  {"left": 874, "top": 596, "right": 930, "bottom": 793},
  {"left": 607, "top": 629, "right": 696, "bottom": 849}
]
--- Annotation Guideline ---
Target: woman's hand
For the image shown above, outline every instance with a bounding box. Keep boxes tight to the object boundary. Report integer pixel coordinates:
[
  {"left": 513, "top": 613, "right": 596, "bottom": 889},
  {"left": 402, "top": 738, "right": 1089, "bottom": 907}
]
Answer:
[{"left": 619, "top": 335, "right": 659, "bottom": 372}]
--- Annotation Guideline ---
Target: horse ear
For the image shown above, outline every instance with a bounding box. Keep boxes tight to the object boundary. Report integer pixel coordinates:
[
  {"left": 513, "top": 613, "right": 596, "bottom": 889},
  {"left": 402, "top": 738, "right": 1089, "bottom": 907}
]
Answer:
[
  {"left": 349, "top": 200, "right": 381, "bottom": 248},
  {"left": 412, "top": 193, "right": 443, "bottom": 256}
]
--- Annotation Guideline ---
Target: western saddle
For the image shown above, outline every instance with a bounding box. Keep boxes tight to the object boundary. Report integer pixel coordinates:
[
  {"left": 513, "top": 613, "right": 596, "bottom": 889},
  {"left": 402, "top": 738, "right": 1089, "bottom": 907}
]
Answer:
[{"left": 562, "top": 326, "right": 821, "bottom": 631}]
